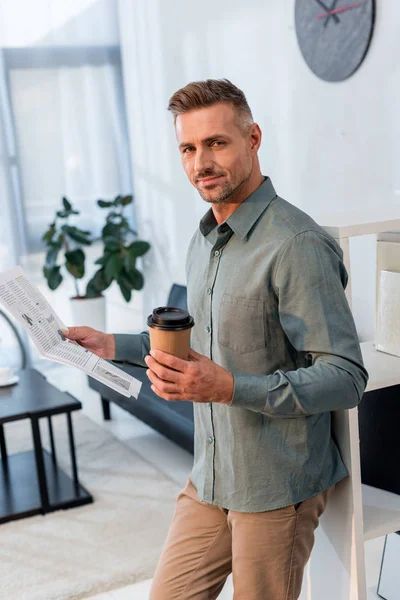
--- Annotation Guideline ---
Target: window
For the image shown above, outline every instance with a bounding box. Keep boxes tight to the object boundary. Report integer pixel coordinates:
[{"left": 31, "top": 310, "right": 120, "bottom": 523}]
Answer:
[{"left": 2, "top": 46, "right": 133, "bottom": 254}]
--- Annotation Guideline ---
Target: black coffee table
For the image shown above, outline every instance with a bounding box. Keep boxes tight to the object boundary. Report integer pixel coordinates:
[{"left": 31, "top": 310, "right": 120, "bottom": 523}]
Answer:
[{"left": 0, "top": 369, "right": 93, "bottom": 524}]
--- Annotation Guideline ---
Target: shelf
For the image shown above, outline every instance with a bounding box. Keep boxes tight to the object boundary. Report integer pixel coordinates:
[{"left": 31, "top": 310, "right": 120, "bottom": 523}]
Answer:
[
  {"left": 0, "top": 449, "right": 92, "bottom": 524},
  {"left": 363, "top": 484, "right": 400, "bottom": 541},
  {"left": 360, "top": 341, "right": 400, "bottom": 392},
  {"left": 315, "top": 215, "right": 400, "bottom": 239}
]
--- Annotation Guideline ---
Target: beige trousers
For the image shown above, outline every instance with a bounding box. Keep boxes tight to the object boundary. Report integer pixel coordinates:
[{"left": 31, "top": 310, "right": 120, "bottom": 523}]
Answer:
[{"left": 150, "top": 478, "right": 334, "bottom": 600}]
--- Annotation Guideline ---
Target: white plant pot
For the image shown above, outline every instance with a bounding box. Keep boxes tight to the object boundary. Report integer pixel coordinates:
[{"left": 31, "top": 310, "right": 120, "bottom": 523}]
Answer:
[{"left": 70, "top": 296, "right": 106, "bottom": 332}]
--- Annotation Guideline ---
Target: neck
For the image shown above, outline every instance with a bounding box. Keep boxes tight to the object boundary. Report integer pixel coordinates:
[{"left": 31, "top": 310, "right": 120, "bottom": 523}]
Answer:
[{"left": 212, "top": 168, "right": 264, "bottom": 225}]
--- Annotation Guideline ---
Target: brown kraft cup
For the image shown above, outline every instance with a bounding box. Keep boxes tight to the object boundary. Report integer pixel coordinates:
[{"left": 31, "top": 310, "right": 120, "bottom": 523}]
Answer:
[{"left": 147, "top": 306, "right": 195, "bottom": 360}]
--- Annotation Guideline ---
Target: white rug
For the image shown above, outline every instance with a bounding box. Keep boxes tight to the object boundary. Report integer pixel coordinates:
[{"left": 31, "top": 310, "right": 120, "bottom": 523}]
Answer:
[{"left": 0, "top": 411, "right": 181, "bottom": 600}]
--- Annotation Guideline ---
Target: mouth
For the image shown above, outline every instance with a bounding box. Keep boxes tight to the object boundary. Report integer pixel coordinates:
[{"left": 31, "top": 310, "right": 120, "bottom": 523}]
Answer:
[{"left": 197, "top": 175, "right": 223, "bottom": 186}]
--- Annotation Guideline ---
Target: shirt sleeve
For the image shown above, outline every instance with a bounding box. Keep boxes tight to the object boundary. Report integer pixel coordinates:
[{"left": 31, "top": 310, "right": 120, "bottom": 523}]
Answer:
[
  {"left": 113, "top": 331, "right": 150, "bottom": 367},
  {"left": 230, "top": 230, "right": 369, "bottom": 417}
]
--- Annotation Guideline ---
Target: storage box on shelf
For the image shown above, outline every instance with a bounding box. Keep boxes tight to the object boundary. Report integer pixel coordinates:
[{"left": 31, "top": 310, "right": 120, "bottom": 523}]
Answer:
[{"left": 297, "top": 216, "right": 400, "bottom": 600}]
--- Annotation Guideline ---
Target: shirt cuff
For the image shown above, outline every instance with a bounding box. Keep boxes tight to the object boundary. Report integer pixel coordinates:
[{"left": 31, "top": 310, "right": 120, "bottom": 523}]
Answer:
[
  {"left": 230, "top": 372, "right": 268, "bottom": 412},
  {"left": 113, "top": 333, "right": 146, "bottom": 364}
]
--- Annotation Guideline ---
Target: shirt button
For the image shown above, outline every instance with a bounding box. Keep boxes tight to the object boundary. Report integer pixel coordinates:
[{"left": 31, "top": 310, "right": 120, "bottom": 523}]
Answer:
[
  {"left": 207, "top": 436, "right": 214, "bottom": 444},
  {"left": 205, "top": 326, "right": 211, "bottom": 333},
  {"left": 214, "top": 250, "right": 220, "bottom": 257},
  {"left": 206, "top": 288, "right": 212, "bottom": 295}
]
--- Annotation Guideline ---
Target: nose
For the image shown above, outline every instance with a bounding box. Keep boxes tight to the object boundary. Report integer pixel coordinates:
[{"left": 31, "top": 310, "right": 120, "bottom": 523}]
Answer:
[{"left": 194, "top": 146, "right": 214, "bottom": 176}]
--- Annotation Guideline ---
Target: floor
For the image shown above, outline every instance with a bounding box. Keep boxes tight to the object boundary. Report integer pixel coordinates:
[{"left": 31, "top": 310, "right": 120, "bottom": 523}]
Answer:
[
  {"left": 38, "top": 361, "right": 390, "bottom": 600},
  {"left": 37, "top": 361, "right": 233, "bottom": 599}
]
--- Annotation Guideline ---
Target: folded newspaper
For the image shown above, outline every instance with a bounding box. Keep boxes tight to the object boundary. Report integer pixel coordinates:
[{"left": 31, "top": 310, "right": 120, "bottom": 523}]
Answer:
[{"left": 0, "top": 266, "right": 142, "bottom": 399}]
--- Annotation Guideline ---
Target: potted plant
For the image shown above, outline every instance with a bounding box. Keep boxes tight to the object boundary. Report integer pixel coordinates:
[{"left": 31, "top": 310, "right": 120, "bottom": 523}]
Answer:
[
  {"left": 42, "top": 197, "right": 92, "bottom": 292},
  {"left": 85, "top": 194, "right": 150, "bottom": 307},
  {"left": 41, "top": 197, "right": 108, "bottom": 327}
]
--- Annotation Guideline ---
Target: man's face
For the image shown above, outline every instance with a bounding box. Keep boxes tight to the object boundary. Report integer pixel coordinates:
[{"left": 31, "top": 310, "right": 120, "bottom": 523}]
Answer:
[{"left": 176, "top": 103, "right": 254, "bottom": 204}]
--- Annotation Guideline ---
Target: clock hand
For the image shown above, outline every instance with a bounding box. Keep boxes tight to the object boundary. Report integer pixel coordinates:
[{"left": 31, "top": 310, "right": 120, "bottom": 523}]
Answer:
[
  {"left": 314, "top": 0, "right": 340, "bottom": 23},
  {"left": 324, "top": 0, "right": 339, "bottom": 28},
  {"left": 317, "top": 1, "right": 365, "bottom": 19}
]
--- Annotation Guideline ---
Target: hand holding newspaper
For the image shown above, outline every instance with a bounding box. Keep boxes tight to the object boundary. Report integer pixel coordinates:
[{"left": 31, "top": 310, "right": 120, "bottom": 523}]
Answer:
[{"left": 0, "top": 266, "right": 142, "bottom": 399}]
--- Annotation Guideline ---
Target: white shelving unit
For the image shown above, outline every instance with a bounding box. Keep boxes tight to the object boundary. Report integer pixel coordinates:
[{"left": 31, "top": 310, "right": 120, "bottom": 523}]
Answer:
[
  {"left": 298, "top": 218, "right": 400, "bottom": 600},
  {"left": 319, "top": 215, "right": 400, "bottom": 308}
]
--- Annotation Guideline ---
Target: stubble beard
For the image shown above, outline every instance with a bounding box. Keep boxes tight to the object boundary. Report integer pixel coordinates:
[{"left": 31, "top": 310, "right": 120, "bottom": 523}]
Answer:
[{"left": 197, "top": 173, "right": 250, "bottom": 205}]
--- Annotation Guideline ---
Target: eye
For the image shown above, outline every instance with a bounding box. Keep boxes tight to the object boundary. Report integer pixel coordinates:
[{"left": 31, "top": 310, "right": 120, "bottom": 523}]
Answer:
[
  {"left": 211, "top": 141, "right": 226, "bottom": 147},
  {"left": 182, "top": 146, "right": 194, "bottom": 154}
]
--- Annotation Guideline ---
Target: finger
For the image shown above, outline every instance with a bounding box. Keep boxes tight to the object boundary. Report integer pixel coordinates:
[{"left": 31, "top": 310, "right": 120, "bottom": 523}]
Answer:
[
  {"left": 146, "top": 369, "right": 180, "bottom": 393},
  {"left": 145, "top": 355, "right": 181, "bottom": 382},
  {"left": 149, "top": 349, "right": 188, "bottom": 372},
  {"left": 187, "top": 348, "right": 206, "bottom": 361},
  {"left": 150, "top": 384, "right": 185, "bottom": 402},
  {"left": 62, "top": 326, "right": 91, "bottom": 340}
]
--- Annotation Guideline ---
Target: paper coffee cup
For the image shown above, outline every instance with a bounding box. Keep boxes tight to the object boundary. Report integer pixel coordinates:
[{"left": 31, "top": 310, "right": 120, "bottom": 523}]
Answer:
[{"left": 147, "top": 307, "right": 194, "bottom": 360}]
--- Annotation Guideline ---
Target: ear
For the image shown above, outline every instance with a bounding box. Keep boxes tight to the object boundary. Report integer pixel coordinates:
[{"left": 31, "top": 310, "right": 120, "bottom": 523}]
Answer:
[{"left": 248, "top": 123, "right": 262, "bottom": 154}]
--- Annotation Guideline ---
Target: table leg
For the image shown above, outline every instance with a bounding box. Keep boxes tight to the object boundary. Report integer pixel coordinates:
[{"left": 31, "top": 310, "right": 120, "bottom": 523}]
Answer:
[
  {"left": 47, "top": 416, "right": 57, "bottom": 465},
  {"left": 66, "top": 412, "right": 80, "bottom": 491},
  {"left": 0, "top": 424, "right": 7, "bottom": 463},
  {"left": 101, "top": 397, "right": 111, "bottom": 420},
  {"left": 31, "top": 418, "right": 50, "bottom": 512}
]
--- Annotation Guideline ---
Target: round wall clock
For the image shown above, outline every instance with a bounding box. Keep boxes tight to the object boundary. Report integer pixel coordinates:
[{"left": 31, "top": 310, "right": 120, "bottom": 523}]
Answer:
[{"left": 295, "top": 0, "right": 376, "bottom": 82}]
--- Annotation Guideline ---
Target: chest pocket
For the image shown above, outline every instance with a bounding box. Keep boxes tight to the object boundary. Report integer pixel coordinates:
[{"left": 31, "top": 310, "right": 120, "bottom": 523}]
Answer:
[{"left": 218, "top": 293, "right": 265, "bottom": 353}]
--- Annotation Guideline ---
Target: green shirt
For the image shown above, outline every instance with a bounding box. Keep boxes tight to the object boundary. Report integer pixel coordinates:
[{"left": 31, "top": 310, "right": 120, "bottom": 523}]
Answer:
[{"left": 114, "top": 177, "right": 369, "bottom": 512}]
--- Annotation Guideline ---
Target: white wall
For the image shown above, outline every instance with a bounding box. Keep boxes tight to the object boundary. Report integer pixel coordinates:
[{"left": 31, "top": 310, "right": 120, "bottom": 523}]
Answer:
[{"left": 118, "top": 0, "right": 400, "bottom": 341}]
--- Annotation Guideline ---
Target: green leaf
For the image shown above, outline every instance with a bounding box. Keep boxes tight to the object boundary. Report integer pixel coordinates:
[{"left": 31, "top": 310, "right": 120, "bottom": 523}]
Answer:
[
  {"left": 42, "top": 222, "right": 56, "bottom": 244},
  {"left": 68, "top": 231, "right": 91, "bottom": 245},
  {"left": 65, "top": 248, "right": 85, "bottom": 279},
  {"left": 117, "top": 272, "right": 134, "bottom": 290},
  {"left": 43, "top": 266, "right": 63, "bottom": 290},
  {"left": 64, "top": 226, "right": 92, "bottom": 245},
  {"left": 104, "top": 252, "right": 123, "bottom": 282},
  {"left": 123, "top": 249, "right": 136, "bottom": 273},
  {"left": 123, "top": 241, "right": 150, "bottom": 273},
  {"left": 125, "top": 268, "right": 144, "bottom": 290},
  {"left": 56, "top": 210, "right": 69, "bottom": 218},
  {"left": 62, "top": 197, "right": 72, "bottom": 211},
  {"left": 65, "top": 260, "right": 85, "bottom": 279},
  {"left": 94, "top": 250, "right": 111, "bottom": 266},
  {"left": 45, "top": 244, "right": 60, "bottom": 268},
  {"left": 85, "top": 280, "right": 101, "bottom": 298},
  {"left": 88, "top": 269, "right": 111, "bottom": 293},
  {"left": 120, "top": 195, "right": 133, "bottom": 206},
  {"left": 117, "top": 278, "right": 132, "bottom": 302},
  {"left": 65, "top": 248, "right": 85, "bottom": 267},
  {"left": 127, "top": 240, "right": 150, "bottom": 257},
  {"left": 97, "top": 200, "right": 114, "bottom": 208},
  {"left": 73, "top": 226, "right": 91, "bottom": 236},
  {"left": 113, "top": 195, "right": 122, "bottom": 206},
  {"left": 102, "top": 223, "right": 120, "bottom": 240},
  {"left": 103, "top": 236, "right": 121, "bottom": 251}
]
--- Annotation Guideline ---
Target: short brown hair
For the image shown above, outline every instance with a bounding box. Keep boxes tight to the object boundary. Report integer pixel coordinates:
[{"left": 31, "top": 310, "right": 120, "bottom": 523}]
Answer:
[{"left": 167, "top": 79, "right": 254, "bottom": 130}]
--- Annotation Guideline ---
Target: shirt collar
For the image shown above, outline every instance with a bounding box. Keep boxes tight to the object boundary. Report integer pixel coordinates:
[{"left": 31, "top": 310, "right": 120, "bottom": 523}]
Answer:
[{"left": 199, "top": 176, "right": 277, "bottom": 242}]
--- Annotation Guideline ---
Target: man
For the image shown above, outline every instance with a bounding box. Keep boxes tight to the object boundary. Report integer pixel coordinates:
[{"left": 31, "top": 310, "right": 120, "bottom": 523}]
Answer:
[{"left": 64, "top": 79, "right": 369, "bottom": 599}]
